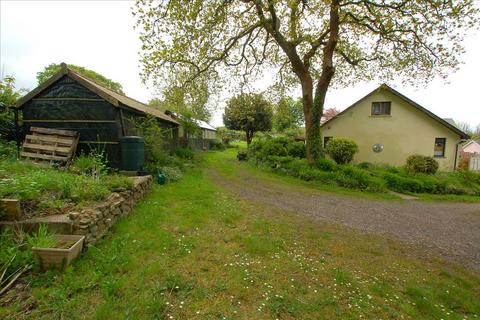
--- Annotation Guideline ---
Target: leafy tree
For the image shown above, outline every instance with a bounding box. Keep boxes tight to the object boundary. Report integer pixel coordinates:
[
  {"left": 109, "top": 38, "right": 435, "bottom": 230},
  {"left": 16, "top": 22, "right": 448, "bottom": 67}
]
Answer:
[
  {"left": 133, "top": 0, "right": 478, "bottom": 164},
  {"left": 456, "top": 121, "right": 480, "bottom": 139},
  {"left": 37, "top": 63, "right": 124, "bottom": 94},
  {"left": 273, "top": 97, "right": 303, "bottom": 132},
  {"left": 0, "top": 76, "right": 25, "bottom": 141},
  {"left": 148, "top": 76, "right": 212, "bottom": 143},
  {"left": 322, "top": 108, "right": 340, "bottom": 123},
  {"left": 223, "top": 93, "right": 272, "bottom": 146}
]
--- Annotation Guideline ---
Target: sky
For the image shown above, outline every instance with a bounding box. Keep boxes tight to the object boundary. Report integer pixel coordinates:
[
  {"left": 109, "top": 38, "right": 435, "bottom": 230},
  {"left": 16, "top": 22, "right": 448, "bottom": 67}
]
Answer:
[{"left": 1, "top": 0, "right": 479, "bottom": 129}]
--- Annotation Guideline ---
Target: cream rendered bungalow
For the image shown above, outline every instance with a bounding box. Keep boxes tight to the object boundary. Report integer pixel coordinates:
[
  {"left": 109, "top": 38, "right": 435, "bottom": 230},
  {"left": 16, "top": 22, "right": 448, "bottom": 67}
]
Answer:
[{"left": 321, "top": 84, "right": 470, "bottom": 171}]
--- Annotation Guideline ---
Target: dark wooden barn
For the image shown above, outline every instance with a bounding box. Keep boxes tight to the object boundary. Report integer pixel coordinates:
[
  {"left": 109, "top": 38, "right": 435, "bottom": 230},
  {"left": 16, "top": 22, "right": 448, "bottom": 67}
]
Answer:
[{"left": 15, "top": 63, "right": 179, "bottom": 167}]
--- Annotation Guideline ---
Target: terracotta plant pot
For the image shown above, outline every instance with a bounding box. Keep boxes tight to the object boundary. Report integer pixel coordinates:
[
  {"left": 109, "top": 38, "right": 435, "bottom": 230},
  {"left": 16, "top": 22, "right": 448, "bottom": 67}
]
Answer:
[{"left": 32, "top": 235, "right": 85, "bottom": 270}]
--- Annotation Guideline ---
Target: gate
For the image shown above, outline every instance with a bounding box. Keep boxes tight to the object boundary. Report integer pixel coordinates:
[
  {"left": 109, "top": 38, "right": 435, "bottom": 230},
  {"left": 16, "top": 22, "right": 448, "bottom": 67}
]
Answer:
[{"left": 470, "top": 156, "right": 480, "bottom": 171}]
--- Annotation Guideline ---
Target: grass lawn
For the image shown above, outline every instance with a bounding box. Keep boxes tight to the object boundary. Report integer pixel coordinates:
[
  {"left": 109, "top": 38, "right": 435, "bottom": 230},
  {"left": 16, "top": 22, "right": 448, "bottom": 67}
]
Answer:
[{"left": 1, "top": 152, "right": 479, "bottom": 319}]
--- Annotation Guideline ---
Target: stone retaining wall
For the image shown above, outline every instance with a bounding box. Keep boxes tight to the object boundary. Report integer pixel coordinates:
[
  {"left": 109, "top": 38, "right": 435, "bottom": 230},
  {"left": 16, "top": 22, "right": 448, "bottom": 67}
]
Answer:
[{"left": 68, "top": 175, "right": 152, "bottom": 246}]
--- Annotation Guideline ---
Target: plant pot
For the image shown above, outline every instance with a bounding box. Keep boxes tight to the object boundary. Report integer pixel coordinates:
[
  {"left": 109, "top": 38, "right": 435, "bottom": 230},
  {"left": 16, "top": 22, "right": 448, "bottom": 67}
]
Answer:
[{"left": 32, "top": 235, "right": 85, "bottom": 270}]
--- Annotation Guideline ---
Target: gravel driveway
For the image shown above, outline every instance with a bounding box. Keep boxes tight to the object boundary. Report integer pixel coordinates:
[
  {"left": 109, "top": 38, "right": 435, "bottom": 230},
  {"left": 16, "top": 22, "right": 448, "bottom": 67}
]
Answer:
[{"left": 209, "top": 166, "right": 480, "bottom": 269}]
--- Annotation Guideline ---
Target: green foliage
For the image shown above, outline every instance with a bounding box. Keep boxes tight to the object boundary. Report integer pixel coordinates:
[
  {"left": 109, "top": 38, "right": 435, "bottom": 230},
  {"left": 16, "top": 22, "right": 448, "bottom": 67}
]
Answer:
[
  {"left": 175, "top": 147, "right": 195, "bottom": 160},
  {"left": 70, "top": 149, "right": 109, "bottom": 179},
  {"left": 315, "top": 158, "right": 337, "bottom": 172},
  {"left": 27, "top": 225, "right": 57, "bottom": 248},
  {"left": 249, "top": 136, "right": 306, "bottom": 162},
  {"left": 383, "top": 173, "right": 424, "bottom": 193},
  {"left": 37, "top": 63, "right": 124, "bottom": 94},
  {"left": 237, "top": 149, "right": 248, "bottom": 161},
  {"left": 131, "top": 115, "right": 167, "bottom": 164},
  {"left": 250, "top": 138, "right": 480, "bottom": 195},
  {"left": 209, "top": 139, "right": 226, "bottom": 150},
  {"left": 260, "top": 156, "right": 384, "bottom": 192},
  {"left": 336, "top": 166, "right": 384, "bottom": 192},
  {"left": 159, "top": 166, "right": 183, "bottom": 183},
  {"left": 325, "top": 138, "right": 359, "bottom": 165},
  {"left": 1, "top": 225, "right": 56, "bottom": 292},
  {"left": 405, "top": 154, "right": 439, "bottom": 174},
  {"left": 286, "top": 141, "right": 306, "bottom": 158},
  {"left": 0, "top": 158, "right": 133, "bottom": 215},
  {"left": 0, "top": 228, "right": 32, "bottom": 288},
  {"left": 224, "top": 93, "right": 273, "bottom": 145},
  {"left": 149, "top": 75, "right": 211, "bottom": 122},
  {"left": 0, "top": 139, "right": 17, "bottom": 159},
  {"left": 0, "top": 76, "right": 25, "bottom": 142},
  {"left": 273, "top": 97, "right": 304, "bottom": 132}
]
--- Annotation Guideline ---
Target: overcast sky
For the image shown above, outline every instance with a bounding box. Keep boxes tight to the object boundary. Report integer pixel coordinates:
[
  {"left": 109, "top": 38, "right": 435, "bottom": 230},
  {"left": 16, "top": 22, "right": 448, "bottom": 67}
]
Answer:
[{"left": 1, "top": 0, "right": 479, "bottom": 129}]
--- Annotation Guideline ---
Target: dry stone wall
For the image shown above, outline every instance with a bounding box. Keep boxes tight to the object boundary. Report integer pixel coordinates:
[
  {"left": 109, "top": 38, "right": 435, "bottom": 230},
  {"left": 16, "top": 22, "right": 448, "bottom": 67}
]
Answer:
[{"left": 68, "top": 176, "right": 152, "bottom": 246}]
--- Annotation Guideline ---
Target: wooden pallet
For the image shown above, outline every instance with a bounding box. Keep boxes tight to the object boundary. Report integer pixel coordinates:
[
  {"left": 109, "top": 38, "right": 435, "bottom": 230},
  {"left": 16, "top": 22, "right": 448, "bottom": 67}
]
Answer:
[{"left": 20, "top": 127, "right": 79, "bottom": 167}]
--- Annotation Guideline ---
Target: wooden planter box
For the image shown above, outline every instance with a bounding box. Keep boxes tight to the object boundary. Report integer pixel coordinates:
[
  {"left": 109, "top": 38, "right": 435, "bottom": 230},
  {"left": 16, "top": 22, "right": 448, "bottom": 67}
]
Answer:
[{"left": 32, "top": 235, "right": 85, "bottom": 270}]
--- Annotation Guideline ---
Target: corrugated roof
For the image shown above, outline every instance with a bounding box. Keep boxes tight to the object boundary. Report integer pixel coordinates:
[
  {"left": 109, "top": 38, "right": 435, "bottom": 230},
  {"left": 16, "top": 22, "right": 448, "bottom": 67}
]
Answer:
[
  {"left": 165, "top": 111, "right": 216, "bottom": 131},
  {"left": 322, "top": 84, "right": 470, "bottom": 139},
  {"left": 195, "top": 119, "right": 217, "bottom": 131},
  {"left": 16, "top": 63, "right": 178, "bottom": 125}
]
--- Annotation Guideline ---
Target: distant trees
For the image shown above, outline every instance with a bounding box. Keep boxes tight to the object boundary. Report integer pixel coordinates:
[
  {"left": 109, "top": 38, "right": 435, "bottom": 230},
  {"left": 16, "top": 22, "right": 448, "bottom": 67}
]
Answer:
[
  {"left": 457, "top": 121, "right": 480, "bottom": 140},
  {"left": 273, "top": 97, "right": 303, "bottom": 133},
  {"left": 224, "top": 93, "right": 272, "bottom": 146},
  {"left": 0, "top": 76, "right": 25, "bottom": 141},
  {"left": 37, "top": 63, "right": 124, "bottom": 94}
]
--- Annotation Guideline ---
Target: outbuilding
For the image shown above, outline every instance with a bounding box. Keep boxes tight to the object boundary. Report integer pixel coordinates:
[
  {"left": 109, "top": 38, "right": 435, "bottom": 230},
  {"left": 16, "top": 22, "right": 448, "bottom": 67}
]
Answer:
[
  {"left": 15, "top": 63, "right": 179, "bottom": 167},
  {"left": 165, "top": 111, "right": 217, "bottom": 150}
]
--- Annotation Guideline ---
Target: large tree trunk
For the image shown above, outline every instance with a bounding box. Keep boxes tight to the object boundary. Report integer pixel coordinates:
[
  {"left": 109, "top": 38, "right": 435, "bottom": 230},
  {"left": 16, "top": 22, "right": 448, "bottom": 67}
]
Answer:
[
  {"left": 301, "top": 75, "right": 321, "bottom": 165},
  {"left": 303, "top": 0, "right": 339, "bottom": 165}
]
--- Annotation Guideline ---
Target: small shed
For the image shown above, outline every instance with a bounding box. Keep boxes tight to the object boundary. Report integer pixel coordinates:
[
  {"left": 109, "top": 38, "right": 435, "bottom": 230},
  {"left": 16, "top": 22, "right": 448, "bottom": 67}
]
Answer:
[
  {"left": 15, "top": 63, "right": 179, "bottom": 167},
  {"left": 165, "top": 111, "right": 217, "bottom": 150}
]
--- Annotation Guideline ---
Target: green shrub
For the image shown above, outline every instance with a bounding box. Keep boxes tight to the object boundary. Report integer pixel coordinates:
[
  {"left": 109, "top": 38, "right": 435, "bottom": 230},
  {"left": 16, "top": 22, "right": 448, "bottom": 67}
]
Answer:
[
  {"left": 383, "top": 172, "right": 424, "bottom": 193},
  {"left": 160, "top": 166, "right": 183, "bottom": 183},
  {"left": 70, "top": 150, "right": 108, "bottom": 178},
  {"left": 286, "top": 141, "right": 306, "bottom": 158},
  {"left": 315, "top": 158, "right": 337, "bottom": 172},
  {"left": 283, "top": 158, "right": 310, "bottom": 177},
  {"left": 210, "top": 139, "right": 226, "bottom": 151},
  {"left": 0, "top": 139, "right": 16, "bottom": 159},
  {"left": 237, "top": 149, "right": 248, "bottom": 161},
  {"left": 405, "top": 154, "right": 439, "bottom": 174},
  {"left": 175, "top": 147, "right": 195, "bottom": 160},
  {"left": 265, "top": 156, "right": 295, "bottom": 169},
  {"left": 337, "top": 166, "right": 385, "bottom": 192},
  {"left": 325, "top": 138, "right": 358, "bottom": 165},
  {"left": 260, "top": 139, "right": 288, "bottom": 159},
  {"left": 357, "top": 162, "right": 373, "bottom": 169}
]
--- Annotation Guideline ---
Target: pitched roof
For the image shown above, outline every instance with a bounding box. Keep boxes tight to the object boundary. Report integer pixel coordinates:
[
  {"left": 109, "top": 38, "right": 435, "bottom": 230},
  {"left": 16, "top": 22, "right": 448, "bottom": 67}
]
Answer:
[
  {"left": 16, "top": 63, "right": 178, "bottom": 125},
  {"left": 165, "top": 111, "right": 216, "bottom": 131},
  {"left": 322, "top": 84, "right": 470, "bottom": 139},
  {"left": 462, "top": 140, "right": 480, "bottom": 148},
  {"left": 195, "top": 119, "right": 217, "bottom": 131}
]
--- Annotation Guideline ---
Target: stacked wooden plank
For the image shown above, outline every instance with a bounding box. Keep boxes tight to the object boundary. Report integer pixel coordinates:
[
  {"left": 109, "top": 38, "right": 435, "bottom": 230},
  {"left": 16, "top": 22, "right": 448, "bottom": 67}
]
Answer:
[{"left": 20, "top": 127, "right": 79, "bottom": 166}]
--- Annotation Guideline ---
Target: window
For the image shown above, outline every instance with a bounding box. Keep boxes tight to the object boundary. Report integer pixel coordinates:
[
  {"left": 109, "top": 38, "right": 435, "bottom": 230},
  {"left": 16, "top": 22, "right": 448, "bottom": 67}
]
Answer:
[
  {"left": 371, "top": 101, "right": 391, "bottom": 115},
  {"left": 324, "top": 136, "right": 332, "bottom": 148},
  {"left": 434, "top": 138, "right": 446, "bottom": 157}
]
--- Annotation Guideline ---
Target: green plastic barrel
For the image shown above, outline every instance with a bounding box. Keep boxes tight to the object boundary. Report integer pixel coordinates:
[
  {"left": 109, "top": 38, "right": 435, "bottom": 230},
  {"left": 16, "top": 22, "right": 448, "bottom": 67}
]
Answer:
[{"left": 120, "top": 136, "right": 145, "bottom": 171}]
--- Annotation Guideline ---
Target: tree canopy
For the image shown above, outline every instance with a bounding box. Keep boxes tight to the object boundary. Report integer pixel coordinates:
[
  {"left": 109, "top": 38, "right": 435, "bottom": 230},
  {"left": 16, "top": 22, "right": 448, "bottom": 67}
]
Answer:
[
  {"left": 0, "top": 76, "right": 26, "bottom": 141},
  {"left": 223, "top": 93, "right": 273, "bottom": 145},
  {"left": 148, "top": 77, "right": 211, "bottom": 122},
  {"left": 37, "top": 63, "right": 124, "bottom": 94},
  {"left": 134, "top": 0, "right": 478, "bottom": 163},
  {"left": 273, "top": 97, "right": 303, "bottom": 132}
]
